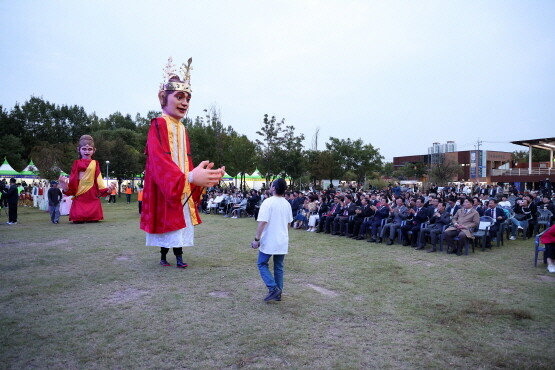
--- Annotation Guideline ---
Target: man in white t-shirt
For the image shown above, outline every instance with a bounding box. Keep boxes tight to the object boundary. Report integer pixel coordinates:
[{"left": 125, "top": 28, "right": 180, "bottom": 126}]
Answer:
[{"left": 251, "top": 178, "right": 293, "bottom": 302}]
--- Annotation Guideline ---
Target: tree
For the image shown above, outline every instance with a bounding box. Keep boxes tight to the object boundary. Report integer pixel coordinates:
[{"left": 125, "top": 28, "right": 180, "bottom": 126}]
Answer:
[
  {"left": 0, "top": 135, "right": 26, "bottom": 171},
  {"left": 428, "top": 154, "right": 461, "bottom": 185},
  {"left": 281, "top": 125, "right": 305, "bottom": 188},
  {"left": 92, "top": 128, "right": 142, "bottom": 151},
  {"left": 188, "top": 106, "right": 235, "bottom": 169},
  {"left": 325, "top": 137, "right": 383, "bottom": 184},
  {"left": 256, "top": 114, "right": 286, "bottom": 183},
  {"left": 382, "top": 162, "right": 395, "bottom": 178},
  {"left": 102, "top": 112, "right": 136, "bottom": 131},
  {"left": 397, "top": 162, "right": 427, "bottom": 180},
  {"left": 512, "top": 149, "right": 550, "bottom": 163},
  {"left": 225, "top": 134, "right": 257, "bottom": 190},
  {"left": 305, "top": 150, "right": 339, "bottom": 188},
  {"left": 0, "top": 104, "right": 23, "bottom": 138},
  {"left": 30, "top": 142, "right": 66, "bottom": 180},
  {"left": 91, "top": 137, "right": 142, "bottom": 184},
  {"left": 59, "top": 104, "right": 91, "bottom": 143}
]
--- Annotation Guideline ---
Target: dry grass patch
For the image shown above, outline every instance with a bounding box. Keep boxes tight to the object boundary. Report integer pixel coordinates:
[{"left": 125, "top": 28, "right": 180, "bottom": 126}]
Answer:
[{"left": 462, "top": 299, "right": 533, "bottom": 320}]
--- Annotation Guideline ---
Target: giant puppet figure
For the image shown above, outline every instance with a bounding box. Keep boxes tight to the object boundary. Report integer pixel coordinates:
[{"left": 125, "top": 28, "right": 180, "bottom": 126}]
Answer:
[
  {"left": 140, "top": 57, "right": 225, "bottom": 268},
  {"left": 59, "top": 135, "right": 115, "bottom": 223}
]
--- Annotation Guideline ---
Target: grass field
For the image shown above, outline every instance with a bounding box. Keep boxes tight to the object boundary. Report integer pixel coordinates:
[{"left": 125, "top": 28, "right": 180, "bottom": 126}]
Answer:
[{"left": 1, "top": 198, "right": 554, "bottom": 369}]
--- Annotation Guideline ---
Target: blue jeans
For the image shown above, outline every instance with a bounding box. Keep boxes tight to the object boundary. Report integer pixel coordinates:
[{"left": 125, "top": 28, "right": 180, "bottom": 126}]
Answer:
[
  {"left": 257, "top": 251, "right": 285, "bottom": 291},
  {"left": 510, "top": 217, "right": 528, "bottom": 236},
  {"left": 49, "top": 204, "right": 60, "bottom": 223}
]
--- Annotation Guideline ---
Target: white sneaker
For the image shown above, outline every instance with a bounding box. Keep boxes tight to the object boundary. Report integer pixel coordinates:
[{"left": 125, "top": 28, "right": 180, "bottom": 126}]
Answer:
[
  {"left": 517, "top": 226, "right": 523, "bottom": 230},
  {"left": 509, "top": 236, "right": 516, "bottom": 240},
  {"left": 548, "top": 264, "right": 555, "bottom": 273}
]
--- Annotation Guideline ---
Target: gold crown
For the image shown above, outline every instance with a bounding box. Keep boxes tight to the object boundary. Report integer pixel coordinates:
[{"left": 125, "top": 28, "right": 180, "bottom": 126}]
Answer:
[{"left": 160, "top": 57, "right": 192, "bottom": 93}]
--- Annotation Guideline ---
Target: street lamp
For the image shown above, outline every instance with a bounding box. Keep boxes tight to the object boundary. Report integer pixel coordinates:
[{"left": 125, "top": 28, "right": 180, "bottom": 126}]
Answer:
[{"left": 106, "top": 160, "right": 110, "bottom": 181}]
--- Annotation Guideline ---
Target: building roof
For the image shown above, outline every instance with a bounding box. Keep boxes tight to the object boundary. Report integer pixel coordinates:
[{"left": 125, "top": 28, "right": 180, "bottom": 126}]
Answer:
[{"left": 511, "top": 137, "right": 555, "bottom": 151}]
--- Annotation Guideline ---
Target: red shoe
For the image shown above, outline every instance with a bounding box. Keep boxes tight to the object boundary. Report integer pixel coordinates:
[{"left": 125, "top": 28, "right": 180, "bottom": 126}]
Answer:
[{"left": 160, "top": 260, "right": 171, "bottom": 267}]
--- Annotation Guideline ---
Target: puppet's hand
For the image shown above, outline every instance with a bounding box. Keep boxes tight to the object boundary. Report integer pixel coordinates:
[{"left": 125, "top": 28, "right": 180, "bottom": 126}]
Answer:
[
  {"left": 191, "top": 161, "right": 224, "bottom": 187},
  {"left": 58, "top": 175, "right": 69, "bottom": 192}
]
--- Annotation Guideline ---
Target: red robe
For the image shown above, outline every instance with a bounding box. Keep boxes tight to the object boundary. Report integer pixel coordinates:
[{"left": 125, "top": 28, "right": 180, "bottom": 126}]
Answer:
[
  {"left": 64, "top": 159, "right": 110, "bottom": 222},
  {"left": 140, "top": 117, "right": 202, "bottom": 234}
]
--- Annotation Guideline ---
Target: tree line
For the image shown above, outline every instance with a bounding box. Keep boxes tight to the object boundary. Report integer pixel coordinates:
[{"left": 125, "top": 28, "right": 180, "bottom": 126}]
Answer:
[{"left": 0, "top": 96, "right": 384, "bottom": 189}]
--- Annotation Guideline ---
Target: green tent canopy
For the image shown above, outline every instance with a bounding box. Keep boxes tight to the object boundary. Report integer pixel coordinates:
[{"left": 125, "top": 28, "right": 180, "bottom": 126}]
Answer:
[
  {"left": 18, "top": 159, "right": 40, "bottom": 179},
  {"left": 0, "top": 157, "right": 20, "bottom": 177}
]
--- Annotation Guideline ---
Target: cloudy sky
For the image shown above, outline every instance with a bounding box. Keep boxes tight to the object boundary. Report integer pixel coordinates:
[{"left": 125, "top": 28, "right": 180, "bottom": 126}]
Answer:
[{"left": 1, "top": 1, "right": 553, "bottom": 161}]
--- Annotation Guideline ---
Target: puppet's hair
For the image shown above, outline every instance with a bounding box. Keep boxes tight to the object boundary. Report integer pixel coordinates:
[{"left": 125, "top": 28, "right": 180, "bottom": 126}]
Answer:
[{"left": 78, "top": 135, "right": 95, "bottom": 148}]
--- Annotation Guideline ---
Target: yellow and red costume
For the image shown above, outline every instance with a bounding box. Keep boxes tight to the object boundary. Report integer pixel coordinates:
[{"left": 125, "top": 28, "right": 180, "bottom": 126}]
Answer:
[
  {"left": 64, "top": 159, "right": 110, "bottom": 222},
  {"left": 140, "top": 115, "right": 202, "bottom": 236}
]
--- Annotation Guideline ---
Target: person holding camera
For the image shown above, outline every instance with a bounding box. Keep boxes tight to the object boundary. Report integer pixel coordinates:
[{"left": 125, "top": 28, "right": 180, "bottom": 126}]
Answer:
[
  {"left": 509, "top": 198, "right": 532, "bottom": 240},
  {"left": 251, "top": 178, "right": 292, "bottom": 302}
]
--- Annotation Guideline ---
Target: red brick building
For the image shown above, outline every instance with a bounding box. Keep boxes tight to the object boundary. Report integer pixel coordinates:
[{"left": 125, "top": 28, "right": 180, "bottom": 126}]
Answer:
[{"left": 393, "top": 137, "right": 555, "bottom": 189}]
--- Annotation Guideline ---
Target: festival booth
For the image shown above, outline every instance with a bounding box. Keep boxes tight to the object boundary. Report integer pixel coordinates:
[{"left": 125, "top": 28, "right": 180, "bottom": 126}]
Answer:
[
  {"left": 232, "top": 169, "right": 266, "bottom": 191},
  {"left": 0, "top": 158, "right": 73, "bottom": 211},
  {"left": 220, "top": 172, "right": 235, "bottom": 188},
  {"left": 18, "top": 159, "right": 40, "bottom": 180},
  {"left": 0, "top": 157, "right": 20, "bottom": 180},
  {"left": 244, "top": 169, "right": 266, "bottom": 190}
]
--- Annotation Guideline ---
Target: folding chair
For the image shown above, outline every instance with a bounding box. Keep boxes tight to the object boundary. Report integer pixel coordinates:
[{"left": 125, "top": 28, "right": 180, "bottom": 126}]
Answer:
[
  {"left": 534, "top": 209, "right": 553, "bottom": 236},
  {"left": 534, "top": 232, "right": 547, "bottom": 267},
  {"left": 473, "top": 216, "right": 494, "bottom": 251}
]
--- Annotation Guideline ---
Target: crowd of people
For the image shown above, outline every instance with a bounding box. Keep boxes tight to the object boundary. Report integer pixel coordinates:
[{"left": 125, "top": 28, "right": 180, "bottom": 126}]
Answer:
[
  {"left": 288, "top": 182, "right": 554, "bottom": 256},
  {"left": 0, "top": 179, "right": 75, "bottom": 224},
  {"left": 201, "top": 181, "right": 555, "bottom": 260},
  {"left": 0, "top": 177, "right": 142, "bottom": 225},
  {"left": 201, "top": 187, "right": 265, "bottom": 219}
]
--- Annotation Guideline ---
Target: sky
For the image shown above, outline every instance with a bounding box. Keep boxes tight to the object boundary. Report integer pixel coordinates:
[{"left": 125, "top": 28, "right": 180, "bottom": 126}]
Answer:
[{"left": 1, "top": 1, "right": 554, "bottom": 162}]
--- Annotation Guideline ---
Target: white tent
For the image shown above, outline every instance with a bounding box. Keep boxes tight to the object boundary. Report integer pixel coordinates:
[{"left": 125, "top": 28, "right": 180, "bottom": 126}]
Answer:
[
  {"left": 0, "top": 157, "right": 20, "bottom": 178},
  {"left": 18, "top": 159, "right": 40, "bottom": 179}
]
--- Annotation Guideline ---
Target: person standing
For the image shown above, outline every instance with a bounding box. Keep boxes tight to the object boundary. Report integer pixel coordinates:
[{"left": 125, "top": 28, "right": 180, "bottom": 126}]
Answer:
[
  {"left": 5, "top": 178, "right": 19, "bottom": 224},
  {"left": 137, "top": 185, "right": 143, "bottom": 214},
  {"left": 0, "top": 179, "right": 7, "bottom": 209},
  {"left": 47, "top": 180, "right": 63, "bottom": 224},
  {"left": 109, "top": 186, "right": 117, "bottom": 203},
  {"left": 251, "top": 178, "right": 292, "bottom": 302},
  {"left": 125, "top": 185, "right": 132, "bottom": 204}
]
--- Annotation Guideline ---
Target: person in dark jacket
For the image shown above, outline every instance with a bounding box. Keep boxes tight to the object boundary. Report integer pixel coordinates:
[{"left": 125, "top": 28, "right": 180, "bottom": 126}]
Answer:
[
  {"left": 47, "top": 180, "right": 63, "bottom": 224},
  {"left": 418, "top": 201, "right": 451, "bottom": 252},
  {"left": 367, "top": 201, "right": 390, "bottom": 243},
  {"left": 5, "top": 178, "right": 19, "bottom": 224},
  {"left": 401, "top": 198, "right": 430, "bottom": 247},
  {"left": 510, "top": 198, "right": 532, "bottom": 240},
  {"left": 483, "top": 199, "right": 507, "bottom": 247}
]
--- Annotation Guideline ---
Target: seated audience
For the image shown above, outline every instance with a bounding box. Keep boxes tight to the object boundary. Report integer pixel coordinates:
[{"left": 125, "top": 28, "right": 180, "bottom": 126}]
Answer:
[{"left": 443, "top": 198, "right": 480, "bottom": 255}]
